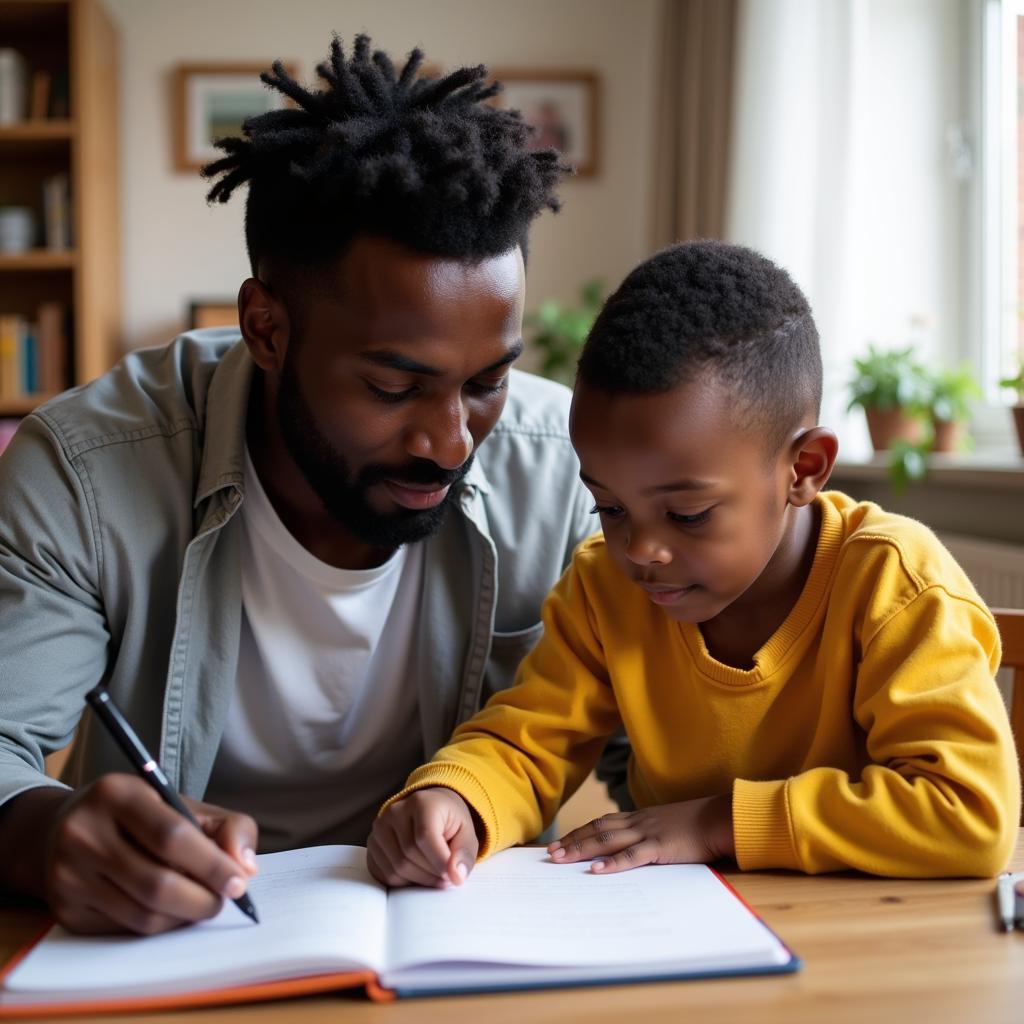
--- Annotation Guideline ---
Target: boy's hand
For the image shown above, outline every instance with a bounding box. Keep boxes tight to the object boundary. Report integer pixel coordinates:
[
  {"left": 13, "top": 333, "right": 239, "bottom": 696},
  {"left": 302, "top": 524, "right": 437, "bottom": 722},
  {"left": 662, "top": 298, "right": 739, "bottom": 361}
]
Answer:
[
  {"left": 368, "top": 787, "right": 479, "bottom": 889},
  {"left": 547, "top": 794, "right": 735, "bottom": 874}
]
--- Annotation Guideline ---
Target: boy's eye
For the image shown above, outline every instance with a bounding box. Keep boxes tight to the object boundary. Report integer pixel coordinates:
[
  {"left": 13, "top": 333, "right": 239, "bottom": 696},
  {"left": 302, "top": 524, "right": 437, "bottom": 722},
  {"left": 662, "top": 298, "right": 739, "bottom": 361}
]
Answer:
[
  {"left": 668, "top": 508, "right": 712, "bottom": 527},
  {"left": 590, "top": 503, "right": 625, "bottom": 519}
]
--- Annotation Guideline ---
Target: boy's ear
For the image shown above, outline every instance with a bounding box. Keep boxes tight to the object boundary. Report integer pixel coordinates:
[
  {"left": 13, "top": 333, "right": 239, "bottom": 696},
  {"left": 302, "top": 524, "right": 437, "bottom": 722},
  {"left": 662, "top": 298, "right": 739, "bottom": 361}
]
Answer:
[
  {"left": 785, "top": 426, "right": 839, "bottom": 507},
  {"left": 238, "top": 278, "right": 291, "bottom": 373}
]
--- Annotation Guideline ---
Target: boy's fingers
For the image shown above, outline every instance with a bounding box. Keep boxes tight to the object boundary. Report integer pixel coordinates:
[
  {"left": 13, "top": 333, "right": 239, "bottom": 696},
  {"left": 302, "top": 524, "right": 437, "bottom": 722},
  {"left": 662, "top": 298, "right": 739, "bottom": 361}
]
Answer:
[
  {"left": 446, "top": 827, "right": 479, "bottom": 885},
  {"left": 590, "top": 842, "right": 657, "bottom": 875},
  {"left": 370, "top": 818, "right": 447, "bottom": 888},
  {"left": 550, "top": 825, "right": 641, "bottom": 864},
  {"left": 409, "top": 815, "right": 456, "bottom": 877},
  {"left": 549, "top": 814, "right": 634, "bottom": 854}
]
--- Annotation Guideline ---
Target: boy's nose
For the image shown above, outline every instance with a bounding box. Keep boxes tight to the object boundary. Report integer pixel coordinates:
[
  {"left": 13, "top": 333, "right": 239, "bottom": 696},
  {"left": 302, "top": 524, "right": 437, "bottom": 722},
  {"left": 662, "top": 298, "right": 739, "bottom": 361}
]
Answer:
[{"left": 623, "top": 530, "right": 672, "bottom": 567}]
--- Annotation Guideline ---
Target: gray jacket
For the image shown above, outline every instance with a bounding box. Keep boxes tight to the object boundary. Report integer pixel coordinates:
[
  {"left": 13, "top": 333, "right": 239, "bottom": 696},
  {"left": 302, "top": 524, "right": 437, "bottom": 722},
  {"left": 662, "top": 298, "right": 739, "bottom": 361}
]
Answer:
[{"left": 0, "top": 331, "right": 629, "bottom": 841}]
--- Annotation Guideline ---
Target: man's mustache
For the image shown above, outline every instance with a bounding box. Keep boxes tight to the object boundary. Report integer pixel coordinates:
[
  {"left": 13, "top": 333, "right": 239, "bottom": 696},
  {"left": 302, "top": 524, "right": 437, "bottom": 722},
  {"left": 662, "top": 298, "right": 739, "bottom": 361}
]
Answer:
[{"left": 357, "top": 455, "right": 475, "bottom": 489}]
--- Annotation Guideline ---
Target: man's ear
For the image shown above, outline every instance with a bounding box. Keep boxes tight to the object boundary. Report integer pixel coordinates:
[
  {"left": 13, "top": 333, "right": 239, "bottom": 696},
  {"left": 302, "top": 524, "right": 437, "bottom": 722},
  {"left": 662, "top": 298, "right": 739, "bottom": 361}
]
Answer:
[
  {"left": 786, "top": 426, "right": 839, "bottom": 507},
  {"left": 238, "top": 278, "right": 290, "bottom": 373}
]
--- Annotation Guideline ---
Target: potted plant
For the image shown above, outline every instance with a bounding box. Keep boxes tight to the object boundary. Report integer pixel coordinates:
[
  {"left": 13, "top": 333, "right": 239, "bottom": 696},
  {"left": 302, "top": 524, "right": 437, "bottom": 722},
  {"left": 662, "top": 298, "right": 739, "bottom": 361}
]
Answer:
[
  {"left": 526, "top": 279, "right": 605, "bottom": 386},
  {"left": 999, "top": 365, "right": 1024, "bottom": 456},
  {"left": 847, "top": 345, "right": 930, "bottom": 451},
  {"left": 926, "top": 363, "right": 980, "bottom": 453}
]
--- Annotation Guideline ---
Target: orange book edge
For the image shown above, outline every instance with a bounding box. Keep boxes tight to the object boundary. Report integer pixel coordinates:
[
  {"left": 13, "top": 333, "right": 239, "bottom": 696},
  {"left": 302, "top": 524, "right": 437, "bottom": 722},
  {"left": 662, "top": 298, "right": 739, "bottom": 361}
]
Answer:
[{"left": 0, "top": 921, "right": 397, "bottom": 1018}]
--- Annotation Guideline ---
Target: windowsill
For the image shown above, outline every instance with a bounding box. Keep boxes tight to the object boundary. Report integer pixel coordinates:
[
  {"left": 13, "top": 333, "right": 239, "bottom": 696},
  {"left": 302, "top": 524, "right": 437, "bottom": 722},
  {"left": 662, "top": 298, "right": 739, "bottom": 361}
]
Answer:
[{"left": 833, "top": 450, "right": 1024, "bottom": 490}]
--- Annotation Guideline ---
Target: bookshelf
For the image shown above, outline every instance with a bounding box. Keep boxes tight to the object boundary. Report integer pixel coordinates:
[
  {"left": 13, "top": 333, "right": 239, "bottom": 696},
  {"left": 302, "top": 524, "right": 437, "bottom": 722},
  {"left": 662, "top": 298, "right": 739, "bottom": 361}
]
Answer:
[{"left": 0, "top": 0, "right": 120, "bottom": 419}]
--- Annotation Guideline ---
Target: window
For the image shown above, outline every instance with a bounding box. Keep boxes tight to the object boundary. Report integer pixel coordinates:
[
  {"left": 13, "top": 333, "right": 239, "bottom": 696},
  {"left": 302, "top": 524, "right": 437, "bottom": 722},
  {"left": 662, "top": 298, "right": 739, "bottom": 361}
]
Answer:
[{"left": 982, "top": 0, "right": 1024, "bottom": 403}]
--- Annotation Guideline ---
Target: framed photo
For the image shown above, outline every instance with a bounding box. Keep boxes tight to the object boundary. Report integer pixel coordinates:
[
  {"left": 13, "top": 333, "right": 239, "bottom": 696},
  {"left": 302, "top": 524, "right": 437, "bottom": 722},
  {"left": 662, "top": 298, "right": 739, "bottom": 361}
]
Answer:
[
  {"left": 174, "top": 63, "right": 298, "bottom": 173},
  {"left": 188, "top": 299, "right": 238, "bottom": 330},
  {"left": 490, "top": 70, "right": 600, "bottom": 176}
]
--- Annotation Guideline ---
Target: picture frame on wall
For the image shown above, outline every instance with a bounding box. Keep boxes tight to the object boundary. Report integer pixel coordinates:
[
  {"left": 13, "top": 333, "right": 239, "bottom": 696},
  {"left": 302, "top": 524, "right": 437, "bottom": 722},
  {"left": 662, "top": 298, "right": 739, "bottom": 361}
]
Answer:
[
  {"left": 188, "top": 299, "right": 238, "bottom": 330},
  {"left": 490, "top": 70, "right": 600, "bottom": 177},
  {"left": 174, "top": 63, "right": 298, "bottom": 173}
]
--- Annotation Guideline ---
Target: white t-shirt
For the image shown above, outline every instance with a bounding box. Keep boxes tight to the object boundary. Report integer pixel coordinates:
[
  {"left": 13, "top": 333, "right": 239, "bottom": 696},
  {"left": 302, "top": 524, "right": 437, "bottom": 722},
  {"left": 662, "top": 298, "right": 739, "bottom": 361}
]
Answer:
[{"left": 205, "top": 450, "right": 425, "bottom": 851}]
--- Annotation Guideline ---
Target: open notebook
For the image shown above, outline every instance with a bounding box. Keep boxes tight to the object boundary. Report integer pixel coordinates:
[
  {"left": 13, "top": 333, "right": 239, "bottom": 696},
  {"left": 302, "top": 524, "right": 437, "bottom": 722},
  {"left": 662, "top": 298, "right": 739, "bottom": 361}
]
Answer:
[{"left": 0, "top": 845, "right": 799, "bottom": 1015}]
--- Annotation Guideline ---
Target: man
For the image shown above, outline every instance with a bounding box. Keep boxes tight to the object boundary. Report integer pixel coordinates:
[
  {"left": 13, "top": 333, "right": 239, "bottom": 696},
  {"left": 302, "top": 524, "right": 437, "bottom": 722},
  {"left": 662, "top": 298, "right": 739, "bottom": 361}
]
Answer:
[{"left": 0, "top": 36, "right": 621, "bottom": 935}]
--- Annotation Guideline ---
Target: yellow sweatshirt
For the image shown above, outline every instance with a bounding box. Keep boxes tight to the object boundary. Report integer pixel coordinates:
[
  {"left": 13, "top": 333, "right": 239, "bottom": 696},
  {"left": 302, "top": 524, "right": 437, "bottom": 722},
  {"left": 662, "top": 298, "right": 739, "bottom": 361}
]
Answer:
[{"left": 393, "top": 492, "right": 1020, "bottom": 877}]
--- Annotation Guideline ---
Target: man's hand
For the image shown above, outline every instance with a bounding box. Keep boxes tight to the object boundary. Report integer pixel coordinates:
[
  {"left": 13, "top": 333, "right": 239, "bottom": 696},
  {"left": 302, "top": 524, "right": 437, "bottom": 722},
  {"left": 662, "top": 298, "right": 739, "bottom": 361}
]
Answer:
[
  {"left": 547, "top": 794, "right": 735, "bottom": 874},
  {"left": 2, "top": 774, "right": 259, "bottom": 934},
  {"left": 368, "top": 788, "right": 479, "bottom": 889}
]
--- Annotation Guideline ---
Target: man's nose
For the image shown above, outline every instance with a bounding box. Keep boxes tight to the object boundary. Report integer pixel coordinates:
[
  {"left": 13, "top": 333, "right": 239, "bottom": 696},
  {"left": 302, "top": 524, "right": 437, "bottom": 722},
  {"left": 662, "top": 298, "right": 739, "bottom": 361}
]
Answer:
[{"left": 405, "top": 395, "right": 473, "bottom": 470}]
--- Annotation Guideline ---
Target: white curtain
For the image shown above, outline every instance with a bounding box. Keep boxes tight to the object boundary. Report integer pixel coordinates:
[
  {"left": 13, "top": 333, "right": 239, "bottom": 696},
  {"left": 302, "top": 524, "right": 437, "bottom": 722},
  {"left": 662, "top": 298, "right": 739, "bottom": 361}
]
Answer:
[{"left": 725, "top": 0, "right": 872, "bottom": 457}]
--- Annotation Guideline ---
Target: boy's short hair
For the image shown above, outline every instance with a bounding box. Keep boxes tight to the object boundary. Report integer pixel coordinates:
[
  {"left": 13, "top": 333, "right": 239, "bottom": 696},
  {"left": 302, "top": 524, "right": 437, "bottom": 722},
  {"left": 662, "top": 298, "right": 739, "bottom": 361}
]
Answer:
[
  {"left": 202, "top": 34, "right": 567, "bottom": 278},
  {"left": 577, "top": 241, "right": 822, "bottom": 455}
]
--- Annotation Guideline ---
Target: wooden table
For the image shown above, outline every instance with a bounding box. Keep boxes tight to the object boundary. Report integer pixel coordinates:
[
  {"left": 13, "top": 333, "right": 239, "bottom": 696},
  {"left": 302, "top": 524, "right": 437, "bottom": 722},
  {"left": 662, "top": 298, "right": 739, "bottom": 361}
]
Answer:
[{"left": 2, "top": 832, "right": 1022, "bottom": 1024}]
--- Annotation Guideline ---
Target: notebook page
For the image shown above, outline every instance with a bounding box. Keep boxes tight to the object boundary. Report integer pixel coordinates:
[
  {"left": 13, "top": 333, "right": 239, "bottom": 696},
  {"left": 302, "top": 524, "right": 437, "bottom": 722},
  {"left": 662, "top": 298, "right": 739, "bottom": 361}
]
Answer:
[
  {"left": 3, "top": 846, "right": 387, "bottom": 999},
  {"left": 384, "top": 847, "right": 786, "bottom": 973}
]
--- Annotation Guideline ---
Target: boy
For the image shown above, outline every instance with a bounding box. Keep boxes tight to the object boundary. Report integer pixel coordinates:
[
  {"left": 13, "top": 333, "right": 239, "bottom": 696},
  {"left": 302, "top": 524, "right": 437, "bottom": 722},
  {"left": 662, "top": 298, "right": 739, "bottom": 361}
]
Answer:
[{"left": 369, "top": 241, "right": 1020, "bottom": 888}]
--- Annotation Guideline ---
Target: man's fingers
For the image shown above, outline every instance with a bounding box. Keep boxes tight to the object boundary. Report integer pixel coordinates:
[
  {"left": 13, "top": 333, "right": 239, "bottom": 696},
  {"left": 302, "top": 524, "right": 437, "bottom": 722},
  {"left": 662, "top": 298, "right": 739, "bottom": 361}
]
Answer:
[
  {"left": 96, "top": 833, "right": 226, "bottom": 922},
  {"left": 64, "top": 870, "right": 189, "bottom": 936},
  {"left": 115, "top": 791, "right": 250, "bottom": 902},
  {"left": 590, "top": 841, "right": 658, "bottom": 875},
  {"left": 189, "top": 799, "right": 259, "bottom": 876}
]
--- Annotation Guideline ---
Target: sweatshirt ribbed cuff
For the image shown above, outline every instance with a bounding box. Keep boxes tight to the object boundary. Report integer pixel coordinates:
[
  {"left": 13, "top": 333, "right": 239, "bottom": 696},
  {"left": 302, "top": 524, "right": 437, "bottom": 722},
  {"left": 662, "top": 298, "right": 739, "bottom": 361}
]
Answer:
[
  {"left": 732, "top": 778, "right": 800, "bottom": 871},
  {"left": 379, "top": 763, "right": 500, "bottom": 859}
]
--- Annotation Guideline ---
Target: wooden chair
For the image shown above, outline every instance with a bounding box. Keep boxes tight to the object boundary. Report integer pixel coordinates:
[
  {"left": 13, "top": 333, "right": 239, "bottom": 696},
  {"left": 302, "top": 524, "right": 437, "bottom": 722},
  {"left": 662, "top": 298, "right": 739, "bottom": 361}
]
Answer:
[{"left": 993, "top": 608, "right": 1024, "bottom": 825}]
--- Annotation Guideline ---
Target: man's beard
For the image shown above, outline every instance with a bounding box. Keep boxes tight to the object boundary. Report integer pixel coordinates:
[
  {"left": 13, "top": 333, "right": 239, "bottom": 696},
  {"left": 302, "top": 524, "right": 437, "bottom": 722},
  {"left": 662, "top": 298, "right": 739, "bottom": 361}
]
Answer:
[{"left": 275, "top": 358, "right": 473, "bottom": 548}]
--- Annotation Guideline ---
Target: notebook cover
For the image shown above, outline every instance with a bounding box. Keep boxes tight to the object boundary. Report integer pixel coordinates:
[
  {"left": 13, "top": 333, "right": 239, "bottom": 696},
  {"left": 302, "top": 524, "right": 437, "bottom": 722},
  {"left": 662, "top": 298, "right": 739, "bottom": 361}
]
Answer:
[{"left": 0, "top": 921, "right": 388, "bottom": 1018}]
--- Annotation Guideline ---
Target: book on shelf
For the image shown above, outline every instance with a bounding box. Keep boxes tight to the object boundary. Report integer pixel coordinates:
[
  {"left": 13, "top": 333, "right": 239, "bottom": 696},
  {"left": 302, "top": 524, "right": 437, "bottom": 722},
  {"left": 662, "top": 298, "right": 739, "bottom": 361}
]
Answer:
[
  {"left": 0, "top": 845, "right": 799, "bottom": 1017},
  {"left": 42, "top": 173, "right": 72, "bottom": 250},
  {"left": 36, "top": 301, "right": 67, "bottom": 394},
  {"left": 28, "top": 69, "right": 51, "bottom": 121},
  {"left": 0, "top": 49, "right": 28, "bottom": 125},
  {"left": 0, "top": 304, "right": 67, "bottom": 402}
]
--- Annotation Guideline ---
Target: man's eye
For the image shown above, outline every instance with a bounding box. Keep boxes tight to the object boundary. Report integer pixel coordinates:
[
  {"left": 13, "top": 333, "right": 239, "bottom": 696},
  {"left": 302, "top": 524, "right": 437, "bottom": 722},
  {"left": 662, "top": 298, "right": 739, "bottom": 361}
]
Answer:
[
  {"left": 668, "top": 509, "right": 712, "bottom": 527},
  {"left": 465, "top": 376, "right": 509, "bottom": 397},
  {"left": 590, "top": 504, "right": 625, "bottom": 519},
  {"left": 366, "top": 381, "right": 416, "bottom": 404}
]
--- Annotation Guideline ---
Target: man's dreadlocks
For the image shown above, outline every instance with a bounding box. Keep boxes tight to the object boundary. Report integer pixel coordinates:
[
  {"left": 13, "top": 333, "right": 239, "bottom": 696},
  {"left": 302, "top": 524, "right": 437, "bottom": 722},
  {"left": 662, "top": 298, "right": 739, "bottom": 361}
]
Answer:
[{"left": 202, "top": 34, "right": 567, "bottom": 276}]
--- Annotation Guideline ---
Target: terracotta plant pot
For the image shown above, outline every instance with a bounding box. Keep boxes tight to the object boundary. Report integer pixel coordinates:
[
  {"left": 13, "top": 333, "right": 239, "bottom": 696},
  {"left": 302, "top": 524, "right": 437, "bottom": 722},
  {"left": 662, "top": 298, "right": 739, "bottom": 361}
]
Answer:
[
  {"left": 1012, "top": 406, "right": 1024, "bottom": 456},
  {"left": 930, "top": 418, "right": 961, "bottom": 453},
  {"left": 864, "top": 407, "right": 924, "bottom": 452}
]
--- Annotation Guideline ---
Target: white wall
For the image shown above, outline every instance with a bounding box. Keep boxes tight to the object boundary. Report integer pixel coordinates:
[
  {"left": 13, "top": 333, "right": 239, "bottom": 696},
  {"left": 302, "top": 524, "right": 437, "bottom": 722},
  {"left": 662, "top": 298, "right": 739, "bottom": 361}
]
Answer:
[
  {"left": 726, "top": 0, "right": 973, "bottom": 458},
  {"left": 100, "top": 0, "right": 660, "bottom": 355},
  {"left": 862, "top": 0, "right": 970, "bottom": 367}
]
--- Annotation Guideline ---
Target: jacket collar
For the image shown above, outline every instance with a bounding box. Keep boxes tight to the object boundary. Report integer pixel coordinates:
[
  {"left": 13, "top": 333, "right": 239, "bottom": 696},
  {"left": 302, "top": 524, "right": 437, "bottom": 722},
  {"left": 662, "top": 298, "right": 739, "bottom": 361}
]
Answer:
[{"left": 194, "top": 339, "right": 252, "bottom": 509}]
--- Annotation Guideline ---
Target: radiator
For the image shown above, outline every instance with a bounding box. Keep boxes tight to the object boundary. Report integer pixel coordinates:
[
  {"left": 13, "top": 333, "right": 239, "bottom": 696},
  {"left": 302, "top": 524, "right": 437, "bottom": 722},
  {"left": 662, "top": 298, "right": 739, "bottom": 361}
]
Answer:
[{"left": 939, "top": 533, "right": 1024, "bottom": 609}]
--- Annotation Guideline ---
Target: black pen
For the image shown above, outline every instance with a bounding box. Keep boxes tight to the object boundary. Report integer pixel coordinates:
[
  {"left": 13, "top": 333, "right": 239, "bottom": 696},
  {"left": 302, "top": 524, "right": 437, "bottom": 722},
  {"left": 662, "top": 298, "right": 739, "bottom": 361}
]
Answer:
[{"left": 85, "top": 685, "right": 259, "bottom": 924}]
